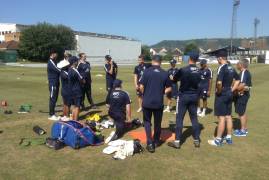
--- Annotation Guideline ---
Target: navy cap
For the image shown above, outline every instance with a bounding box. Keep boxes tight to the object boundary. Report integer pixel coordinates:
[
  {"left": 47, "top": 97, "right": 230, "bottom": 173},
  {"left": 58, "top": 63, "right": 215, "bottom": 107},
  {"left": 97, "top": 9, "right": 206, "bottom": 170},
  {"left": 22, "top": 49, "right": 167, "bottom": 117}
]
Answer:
[
  {"left": 200, "top": 59, "right": 207, "bottom": 65},
  {"left": 68, "top": 56, "right": 79, "bottom": 65},
  {"left": 170, "top": 59, "right": 177, "bottom": 64},
  {"left": 105, "top": 55, "right": 112, "bottom": 61},
  {"left": 113, "top": 79, "right": 122, "bottom": 88},
  {"left": 187, "top": 51, "right": 199, "bottom": 61},
  {"left": 152, "top": 55, "right": 162, "bottom": 62},
  {"left": 215, "top": 49, "right": 228, "bottom": 58}
]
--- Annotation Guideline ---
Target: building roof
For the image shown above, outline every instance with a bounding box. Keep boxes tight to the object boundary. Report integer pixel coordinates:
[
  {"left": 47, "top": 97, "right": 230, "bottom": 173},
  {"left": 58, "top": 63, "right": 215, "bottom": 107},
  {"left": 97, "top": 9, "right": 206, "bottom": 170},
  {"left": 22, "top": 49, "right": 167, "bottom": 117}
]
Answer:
[
  {"left": 0, "top": 40, "right": 19, "bottom": 50},
  {"left": 74, "top": 31, "right": 139, "bottom": 42}
]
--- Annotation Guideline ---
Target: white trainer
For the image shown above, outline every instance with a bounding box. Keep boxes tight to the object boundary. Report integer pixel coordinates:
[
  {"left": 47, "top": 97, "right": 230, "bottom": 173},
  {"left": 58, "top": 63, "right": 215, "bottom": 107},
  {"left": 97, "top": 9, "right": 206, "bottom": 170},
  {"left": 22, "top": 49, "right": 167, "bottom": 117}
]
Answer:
[
  {"left": 48, "top": 115, "right": 60, "bottom": 121},
  {"left": 136, "top": 108, "right": 142, "bottom": 113}
]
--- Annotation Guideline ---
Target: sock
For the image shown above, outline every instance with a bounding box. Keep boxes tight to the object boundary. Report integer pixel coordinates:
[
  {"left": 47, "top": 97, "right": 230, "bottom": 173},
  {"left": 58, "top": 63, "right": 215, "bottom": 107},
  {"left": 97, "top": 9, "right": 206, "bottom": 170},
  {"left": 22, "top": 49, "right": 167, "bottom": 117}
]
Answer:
[
  {"left": 216, "top": 137, "right": 222, "bottom": 141},
  {"left": 167, "top": 106, "right": 170, "bottom": 110},
  {"left": 197, "top": 107, "right": 201, "bottom": 112},
  {"left": 226, "top": 134, "right": 232, "bottom": 139},
  {"left": 202, "top": 108, "right": 206, "bottom": 114},
  {"left": 175, "top": 140, "right": 180, "bottom": 143}
]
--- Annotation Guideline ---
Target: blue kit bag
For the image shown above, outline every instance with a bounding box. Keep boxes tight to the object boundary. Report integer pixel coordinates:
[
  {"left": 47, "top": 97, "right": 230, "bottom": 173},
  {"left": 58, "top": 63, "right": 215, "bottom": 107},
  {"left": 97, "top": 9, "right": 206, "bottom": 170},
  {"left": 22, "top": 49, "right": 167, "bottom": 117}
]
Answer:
[{"left": 51, "top": 120, "right": 103, "bottom": 149}]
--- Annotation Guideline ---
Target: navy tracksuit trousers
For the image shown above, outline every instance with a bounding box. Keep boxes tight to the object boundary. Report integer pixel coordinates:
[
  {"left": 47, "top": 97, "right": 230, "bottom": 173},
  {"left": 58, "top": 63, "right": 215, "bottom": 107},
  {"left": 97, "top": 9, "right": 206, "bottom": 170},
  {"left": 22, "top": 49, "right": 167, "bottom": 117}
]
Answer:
[
  {"left": 175, "top": 93, "right": 200, "bottom": 141},
  {"left": 143, "top": 107, "right": 163, "bottom": 145},
  {"left": 49, "top": 82, "right": 59, "bottom": 116}
]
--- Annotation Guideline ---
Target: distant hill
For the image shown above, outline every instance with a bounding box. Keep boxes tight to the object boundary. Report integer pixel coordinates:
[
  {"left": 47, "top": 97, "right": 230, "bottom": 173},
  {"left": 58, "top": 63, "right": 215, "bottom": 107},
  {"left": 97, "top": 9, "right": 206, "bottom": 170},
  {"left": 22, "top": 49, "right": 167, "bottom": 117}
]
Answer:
[{"left": 151, "top": 36, "right": 269, "bottom": 52}]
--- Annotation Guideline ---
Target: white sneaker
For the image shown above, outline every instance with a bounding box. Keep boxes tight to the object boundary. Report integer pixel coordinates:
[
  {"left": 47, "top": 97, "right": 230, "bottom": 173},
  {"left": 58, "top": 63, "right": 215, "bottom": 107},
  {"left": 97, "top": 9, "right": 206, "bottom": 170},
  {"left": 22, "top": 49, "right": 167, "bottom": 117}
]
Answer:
[
  {"left": 136, "top": 108, "right": 142, "bottom": 113},
  {"left": 48, "top": 115, "right": 60, "bottom": 121},
  {"left": 163, "top": 108, "right": 170, "bottom": 113},
  {"left": 197, "top": 108, "right": 201, "bottom": 114},
  {"left": 199, "top": 112, "right": 205, "bottom": 117},
  {"left": 60, "top": 116, "right": 70, "bottom": 122},
  {"left": 105, "top": 131, "right": 116, "bottom": 144}
]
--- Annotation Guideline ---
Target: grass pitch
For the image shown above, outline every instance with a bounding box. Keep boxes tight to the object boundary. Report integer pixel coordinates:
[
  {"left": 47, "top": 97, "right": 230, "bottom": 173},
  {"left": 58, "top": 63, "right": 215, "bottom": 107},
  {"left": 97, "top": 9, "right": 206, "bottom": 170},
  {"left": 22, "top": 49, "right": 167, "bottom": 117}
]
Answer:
[{"left": 0, "top": 64, "right": 269, "bottom": 180}]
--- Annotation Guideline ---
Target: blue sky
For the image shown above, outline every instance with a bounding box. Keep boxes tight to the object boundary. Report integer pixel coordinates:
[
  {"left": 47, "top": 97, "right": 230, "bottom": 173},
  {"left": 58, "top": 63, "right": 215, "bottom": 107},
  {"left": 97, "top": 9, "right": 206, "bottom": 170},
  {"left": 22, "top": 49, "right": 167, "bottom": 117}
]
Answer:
[{"left": 1, "top": 0, "right": 268, "bottom": 45}]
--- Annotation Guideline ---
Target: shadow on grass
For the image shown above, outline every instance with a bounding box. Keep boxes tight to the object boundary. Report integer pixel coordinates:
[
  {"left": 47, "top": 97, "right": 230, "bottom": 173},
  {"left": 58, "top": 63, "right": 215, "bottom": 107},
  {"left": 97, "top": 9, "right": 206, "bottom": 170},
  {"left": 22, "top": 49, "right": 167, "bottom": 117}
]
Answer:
[
  {"left": 180, "top": 124, "right": 204, "bottom": 145},
  {"left": 206, "top": 108, "right": 213, "bottom": 115},
  {"left": 213, "top": 117, "right": 240, "bottom": 137}
]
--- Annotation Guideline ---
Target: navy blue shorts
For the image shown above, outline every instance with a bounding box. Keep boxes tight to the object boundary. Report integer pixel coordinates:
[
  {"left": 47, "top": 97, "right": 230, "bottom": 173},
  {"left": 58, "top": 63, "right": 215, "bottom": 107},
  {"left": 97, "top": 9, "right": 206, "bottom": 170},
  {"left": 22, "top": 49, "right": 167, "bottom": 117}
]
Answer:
[
  {"left": 235, "top": 95, "right": 249, "bottom": 116},
  {"left": 62, "top": 95, "right": 71, "bottom": 106},
  {"left": 167, "top": 83, "right": 178, "bottom": 99},
  {"left": 214, "top": 91, "right": 233, "bottom": 116},
  {"left": 71, "top": 96, "right": 82, "bottom": 107}
]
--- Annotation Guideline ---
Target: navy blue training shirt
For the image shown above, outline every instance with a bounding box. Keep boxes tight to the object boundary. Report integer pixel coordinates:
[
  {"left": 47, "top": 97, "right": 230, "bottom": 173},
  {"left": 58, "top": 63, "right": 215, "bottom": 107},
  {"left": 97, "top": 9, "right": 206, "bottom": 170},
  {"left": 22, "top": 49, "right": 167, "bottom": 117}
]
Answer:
[
  {"left": 174, "top": 64, "right": 201, "bottom": 93},
  {"left": 239, "top": 69, "right": 252, "bottom": 96},
  {"left": 60, "top": 70, "right": 70, "bottom": 97},
  {"left": 77, "top": 61, "right": 92, "bottom": 83},
  {"left": 109, "top": 89, "right": 131, "bottom": 114},
  {"left": 199, "top": 67, "right": 213, "bottom": 89},
  {"left": 134, "top": 63, "right": 146, "bottom": 84},
  {"left": 47, "top": 59, "right": 61, "bottom": 84},
  {"left": 168, "top": 67, "right": 179, "bottom": 85},
  {"left": 140, "top": 65, "right": 172, "bottom": 109},
  {"left": 104, "top": 62, "right": 118, "bottom": 81},
  {"left": 216, "top": 64, "right": 240, "bottom": 92},
  {"left": 68, "top": 67, "right": 83, "bottom": 97}
]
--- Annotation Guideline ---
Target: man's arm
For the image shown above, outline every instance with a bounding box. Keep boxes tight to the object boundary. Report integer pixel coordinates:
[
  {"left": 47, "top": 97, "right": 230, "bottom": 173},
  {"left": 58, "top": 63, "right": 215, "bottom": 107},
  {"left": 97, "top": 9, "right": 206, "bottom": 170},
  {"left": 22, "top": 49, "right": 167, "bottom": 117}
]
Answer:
[
  {"left": 165, "top": 87, "right": 172, "bottom": 94},
  {"left": 126, "top": 104, "right": 131, "bottom": 122},
  {"left": 232, "top": 80, "right": 240, "bottom": 92},
  {"left": 140, "top": 84, "right": 144, "bottom": 94},
  {"left": 134, "top": 74, "right": 139, "bottom": 89},
  {"left": 216, "top": 81, "right": 222, "bottom": 95}
]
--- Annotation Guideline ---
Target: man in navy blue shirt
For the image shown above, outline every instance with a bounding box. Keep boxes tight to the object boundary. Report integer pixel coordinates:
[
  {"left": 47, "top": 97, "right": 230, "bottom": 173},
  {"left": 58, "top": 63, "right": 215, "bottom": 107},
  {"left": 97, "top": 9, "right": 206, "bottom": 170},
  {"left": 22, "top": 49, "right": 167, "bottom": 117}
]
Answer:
[
  {"left": 133, "top": 55, "right": 147, "bottom": 113},
  {"left": 167, "top": 51, "right": 202, "bottom": 149},
  {"left": 77, "top": 53, "right": 96, "bottom": 110},
  {"left": 140, "top": 55, "right": 172, "bottom": 153},
  {"left": 164, "top": 59, "right": 179, "bottom": 113},
  {"left": 106, "top": 79, "right": 131, "bottom": 143},
  {"left": 47, "top": 50, "right": 61, "bottom": 121},
  {"left": 68, "top": 56, "right": 85, "bottom": 121},
  {"left": 57, "top": 53, "right": 71, "bottom": 121},
  {"left": 104, "top": 55, "right": 118, "bottom": 105},
  {"left": 234, "top": 59, "right": 252, "bottom": 137},
  {"left": 197, "top": 59, "right": 213, "bottom": 117},
  {"left": 208, "top": 50, "right": 240, "bottom": 147}
]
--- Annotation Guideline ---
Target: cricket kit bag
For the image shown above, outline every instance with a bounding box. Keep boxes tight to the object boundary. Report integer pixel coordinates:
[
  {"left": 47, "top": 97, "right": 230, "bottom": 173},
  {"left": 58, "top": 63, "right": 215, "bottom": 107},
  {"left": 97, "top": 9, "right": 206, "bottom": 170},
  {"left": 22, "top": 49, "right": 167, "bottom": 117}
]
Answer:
[{"left": 51, "top": 120, "right": 103, "bottom": 149}]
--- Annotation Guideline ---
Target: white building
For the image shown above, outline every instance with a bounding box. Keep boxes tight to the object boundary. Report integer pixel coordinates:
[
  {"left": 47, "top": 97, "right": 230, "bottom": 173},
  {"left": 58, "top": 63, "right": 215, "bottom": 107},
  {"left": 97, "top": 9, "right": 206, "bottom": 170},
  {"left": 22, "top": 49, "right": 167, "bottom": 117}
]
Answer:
[
  {"left": 0, "top": 23, "right": 28, "bottom": 42},
  {"left": 74, "top": 31, "right": 141, "bottom": 65}
]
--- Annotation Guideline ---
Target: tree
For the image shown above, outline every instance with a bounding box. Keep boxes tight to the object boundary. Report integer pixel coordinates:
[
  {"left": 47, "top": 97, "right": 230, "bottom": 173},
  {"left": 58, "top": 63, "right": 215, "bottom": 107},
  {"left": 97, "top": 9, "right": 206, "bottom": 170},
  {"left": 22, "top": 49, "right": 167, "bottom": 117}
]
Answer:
[
  {"left": 184, "top": 42, "right": 199, "bottom": 55},
  {"left": 141, "top": 45, "right": 151, "bottom": 61},
  {"left": 19, "top": 22, "right": 76, "bottom": 62}
]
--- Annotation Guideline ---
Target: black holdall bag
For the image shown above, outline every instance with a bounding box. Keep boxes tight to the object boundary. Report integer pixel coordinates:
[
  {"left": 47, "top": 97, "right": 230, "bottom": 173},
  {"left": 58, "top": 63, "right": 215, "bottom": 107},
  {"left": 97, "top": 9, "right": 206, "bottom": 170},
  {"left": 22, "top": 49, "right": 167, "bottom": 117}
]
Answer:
[{"left": 45, "top": 137, "right": 65, "bottom": 150}]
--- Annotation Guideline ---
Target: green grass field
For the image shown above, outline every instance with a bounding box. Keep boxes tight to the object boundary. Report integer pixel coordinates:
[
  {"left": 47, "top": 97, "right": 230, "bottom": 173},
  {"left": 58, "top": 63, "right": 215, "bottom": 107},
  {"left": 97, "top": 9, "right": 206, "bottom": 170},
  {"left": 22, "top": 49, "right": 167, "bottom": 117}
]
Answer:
[{"left": 0, "top": 64, "right": 269, "bottom": 180}]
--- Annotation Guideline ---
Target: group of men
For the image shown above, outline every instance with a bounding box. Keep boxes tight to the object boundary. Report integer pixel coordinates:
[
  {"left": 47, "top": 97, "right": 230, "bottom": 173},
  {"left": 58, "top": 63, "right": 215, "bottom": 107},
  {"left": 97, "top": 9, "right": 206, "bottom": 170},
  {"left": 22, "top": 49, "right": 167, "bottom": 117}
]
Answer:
[
  {"left": 47, "top": 51, "right": 96, "bottom": 121},
  {"left": 47, "top": 49, "right": 252, "bottom": 153}
]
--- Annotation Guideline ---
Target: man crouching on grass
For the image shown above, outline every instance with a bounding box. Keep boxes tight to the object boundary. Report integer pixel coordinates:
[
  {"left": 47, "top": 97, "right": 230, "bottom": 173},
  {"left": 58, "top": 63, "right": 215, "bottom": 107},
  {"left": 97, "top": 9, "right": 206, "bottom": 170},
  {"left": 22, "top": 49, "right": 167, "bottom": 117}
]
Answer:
[{"left": 105, "top": 79, "right": 132, "bottom": 143}]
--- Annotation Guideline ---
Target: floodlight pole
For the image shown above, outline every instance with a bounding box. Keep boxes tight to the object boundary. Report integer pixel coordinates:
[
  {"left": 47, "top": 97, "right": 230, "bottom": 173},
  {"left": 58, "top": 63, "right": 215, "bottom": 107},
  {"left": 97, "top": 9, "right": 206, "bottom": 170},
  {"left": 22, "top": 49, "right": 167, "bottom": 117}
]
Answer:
[
  {"left": 230, "top": 0, "right": 240, "bottom": 56},
  {"left": 254, "top": 18, "right": 260, "bottom": 55}
]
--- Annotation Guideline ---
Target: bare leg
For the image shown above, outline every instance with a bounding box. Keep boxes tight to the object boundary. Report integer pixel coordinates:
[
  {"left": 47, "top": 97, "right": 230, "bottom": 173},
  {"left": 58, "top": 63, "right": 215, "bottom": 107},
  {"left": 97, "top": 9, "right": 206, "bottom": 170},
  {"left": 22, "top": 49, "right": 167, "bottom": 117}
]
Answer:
[
  {"left": 72, "top": 107, "right": 80, "bottom": 121},
  {"left": 225, "top": 115, "right": 233, "bottom": 136},
  {"left": 216, "top": 116, "right": 226, "bottom": 138},
  {"left": 138, "top": 96, "right": 142, "bottom": 109},
  {"left": 63, "top": 104, "right": 69, "bottom": 117},
  {"left": 240, "top": 114, "right": 247, "bottom": 130}
]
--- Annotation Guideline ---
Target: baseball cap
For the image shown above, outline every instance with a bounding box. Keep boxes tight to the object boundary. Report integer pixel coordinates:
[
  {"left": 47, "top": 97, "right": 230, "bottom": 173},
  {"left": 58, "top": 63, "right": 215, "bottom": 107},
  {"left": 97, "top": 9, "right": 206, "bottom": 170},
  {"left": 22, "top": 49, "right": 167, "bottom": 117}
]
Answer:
[
  {"left": 187, "top": 51, "right": 199, "bottom": 61},
  {"left": 105, "top": 55, "right": 112, "bottom": 61}
]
